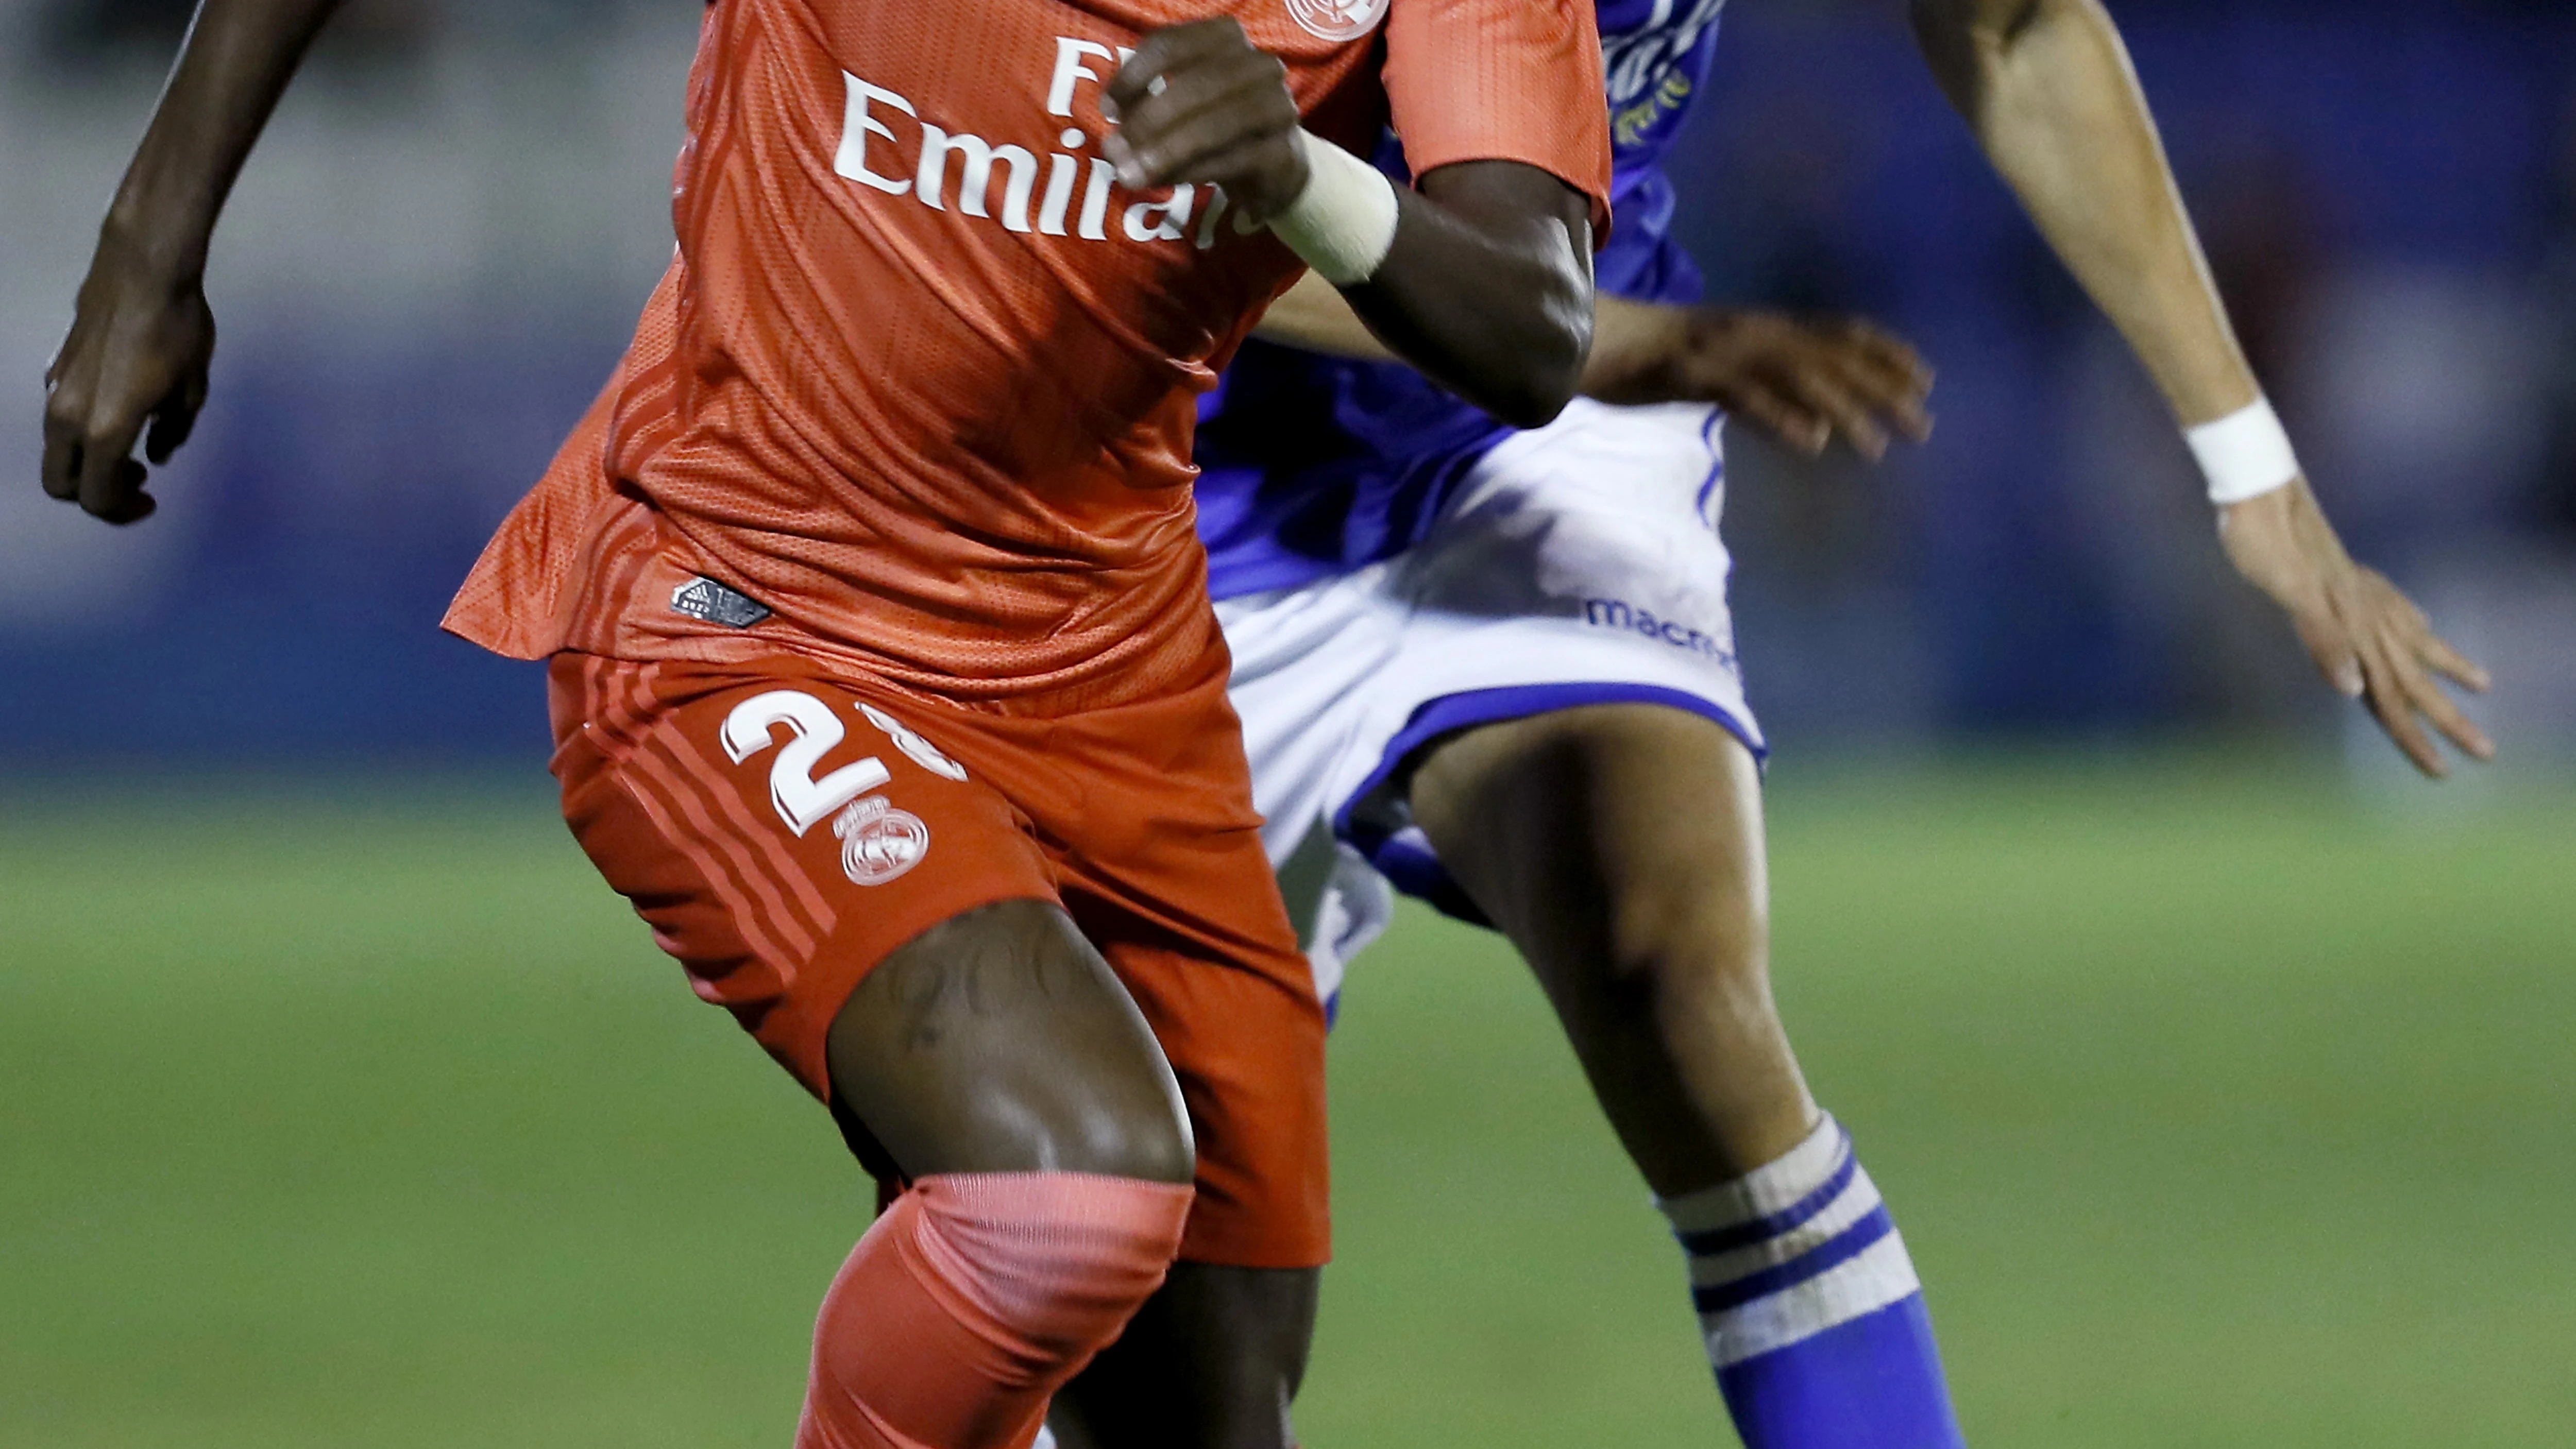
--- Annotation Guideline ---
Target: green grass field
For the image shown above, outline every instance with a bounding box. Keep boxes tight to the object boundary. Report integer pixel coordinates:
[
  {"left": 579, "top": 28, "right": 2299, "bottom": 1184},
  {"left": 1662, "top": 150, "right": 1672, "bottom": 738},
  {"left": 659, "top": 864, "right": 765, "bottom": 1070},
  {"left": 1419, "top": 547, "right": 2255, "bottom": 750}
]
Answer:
[{"left": 3, "top": 757, "right": 2570, "bottom": 1447}]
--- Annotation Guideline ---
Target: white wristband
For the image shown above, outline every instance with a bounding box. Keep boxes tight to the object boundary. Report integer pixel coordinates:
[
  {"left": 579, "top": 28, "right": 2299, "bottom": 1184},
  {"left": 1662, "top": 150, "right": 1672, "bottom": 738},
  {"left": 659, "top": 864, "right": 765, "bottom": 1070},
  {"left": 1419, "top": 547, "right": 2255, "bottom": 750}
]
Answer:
[
  {"left": 1267, "top": 129, "right": 1400, "bottom": 287},
  {"left": 2186, "top": 398, "right": 2301, "bottom": 505}
]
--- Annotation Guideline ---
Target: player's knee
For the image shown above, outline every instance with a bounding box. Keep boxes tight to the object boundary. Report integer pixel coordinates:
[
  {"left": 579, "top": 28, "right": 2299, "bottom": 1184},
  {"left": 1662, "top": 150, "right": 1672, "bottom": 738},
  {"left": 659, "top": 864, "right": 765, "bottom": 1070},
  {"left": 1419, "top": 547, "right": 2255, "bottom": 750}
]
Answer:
[
  {"left": 920, "top": 1033, "right": 1196, "bottom": 1185},
  {"left": 808, "top": 1174, "right": 1195, "bottom": 1446},
  {"left": 918, "top": 1173, "right": 1193, "bottom": 1350},
  {"left": 1611, "top": 864, "right": 1766, "bottom": 979},
  {"left": 1603, "top": 836, "right": 1774, "bottom": 1021},
  {"left": 1053, "top": 1090, "right": 1197, "bottom": 1186}
]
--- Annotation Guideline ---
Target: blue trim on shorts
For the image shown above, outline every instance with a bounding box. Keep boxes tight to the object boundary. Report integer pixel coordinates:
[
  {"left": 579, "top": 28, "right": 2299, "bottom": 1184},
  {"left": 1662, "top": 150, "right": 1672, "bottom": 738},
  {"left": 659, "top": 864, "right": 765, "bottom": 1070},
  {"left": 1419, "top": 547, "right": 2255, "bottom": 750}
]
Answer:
[
  {"left": 1693, "top": 412, "right": 1727, "bottom": 523},
  {"left": 1329, "top": 681, "right": 1770, "bottom": 929}
]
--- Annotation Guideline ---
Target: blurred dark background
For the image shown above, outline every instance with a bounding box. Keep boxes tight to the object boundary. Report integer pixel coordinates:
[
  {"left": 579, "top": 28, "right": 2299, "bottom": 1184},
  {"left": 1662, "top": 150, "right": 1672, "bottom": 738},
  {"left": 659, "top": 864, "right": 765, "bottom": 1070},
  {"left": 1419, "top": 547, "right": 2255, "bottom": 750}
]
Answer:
[{"left": 4, "top": 0, "right": 2571, "bottom": 771}]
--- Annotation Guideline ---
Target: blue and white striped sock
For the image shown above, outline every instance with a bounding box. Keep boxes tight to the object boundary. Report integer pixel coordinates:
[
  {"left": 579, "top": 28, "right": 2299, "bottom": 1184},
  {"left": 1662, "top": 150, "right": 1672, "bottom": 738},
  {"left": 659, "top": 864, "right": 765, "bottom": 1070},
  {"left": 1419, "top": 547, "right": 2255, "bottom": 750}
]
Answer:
[{"left": 1657, "top": 1114, "right": 1967, "bottom": 1449}]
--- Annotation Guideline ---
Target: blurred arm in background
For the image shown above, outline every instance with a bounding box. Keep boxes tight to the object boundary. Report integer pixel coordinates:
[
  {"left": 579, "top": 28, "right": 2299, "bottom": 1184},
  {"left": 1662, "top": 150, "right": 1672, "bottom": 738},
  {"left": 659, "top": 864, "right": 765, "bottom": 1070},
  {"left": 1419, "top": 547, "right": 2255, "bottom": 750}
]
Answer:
[
  {"left": 1257, "top": 273, "right": 1938, "bottom": 461},
  {"left": 41, "top": 0, "right": 347, "bottom": 525},
  {"left": 1909, "top": 0, "right": 2492, "bottom": 776}
]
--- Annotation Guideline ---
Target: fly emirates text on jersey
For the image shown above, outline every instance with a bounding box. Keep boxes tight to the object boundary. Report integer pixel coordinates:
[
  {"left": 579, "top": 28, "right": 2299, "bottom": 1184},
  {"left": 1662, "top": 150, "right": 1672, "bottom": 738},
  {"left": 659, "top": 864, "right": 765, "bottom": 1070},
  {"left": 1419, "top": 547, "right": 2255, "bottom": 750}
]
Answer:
[{"left": 836, "top": 38, "right": 1271, "bottom": 249}]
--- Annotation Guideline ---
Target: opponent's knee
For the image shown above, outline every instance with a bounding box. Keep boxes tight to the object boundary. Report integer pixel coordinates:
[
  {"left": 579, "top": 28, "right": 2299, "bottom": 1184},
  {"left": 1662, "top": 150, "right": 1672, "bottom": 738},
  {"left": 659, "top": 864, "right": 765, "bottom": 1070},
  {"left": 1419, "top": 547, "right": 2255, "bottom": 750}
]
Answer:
[
  {"left": 804, "top": 1172, "right": 1195, "bottom": 1449},
  {"left": 1603, "top": 726, "right": 1770, "bottom": 1000},
  {"left": 1610, "top": 866, "right": 1769, "bottom": 998}
]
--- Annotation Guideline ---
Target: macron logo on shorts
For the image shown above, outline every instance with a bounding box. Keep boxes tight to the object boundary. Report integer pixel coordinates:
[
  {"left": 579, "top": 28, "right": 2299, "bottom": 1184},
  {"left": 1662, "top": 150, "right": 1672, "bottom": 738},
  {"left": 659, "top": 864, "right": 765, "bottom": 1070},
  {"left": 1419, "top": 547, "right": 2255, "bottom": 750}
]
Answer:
[{"left": 1585, "top": 597, "right": 1738, "bottom": 671}]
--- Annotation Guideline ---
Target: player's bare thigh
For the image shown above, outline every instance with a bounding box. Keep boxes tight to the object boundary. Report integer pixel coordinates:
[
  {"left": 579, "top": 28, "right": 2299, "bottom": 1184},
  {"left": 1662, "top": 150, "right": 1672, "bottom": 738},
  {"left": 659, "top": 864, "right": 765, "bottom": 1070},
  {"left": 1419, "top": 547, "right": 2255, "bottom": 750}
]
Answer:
[
  {"left": 1408, "top": 703, "right": 1818, "bottom": 1192},
  {"left": 827, "top": 898, "right": 1194, "bottom": 1184}
]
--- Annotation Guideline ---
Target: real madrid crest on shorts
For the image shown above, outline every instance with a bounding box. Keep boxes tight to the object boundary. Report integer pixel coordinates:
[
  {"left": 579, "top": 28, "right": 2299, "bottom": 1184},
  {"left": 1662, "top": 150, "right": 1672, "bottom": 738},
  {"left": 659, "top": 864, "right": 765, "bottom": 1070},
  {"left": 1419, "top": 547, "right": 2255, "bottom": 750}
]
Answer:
[
  {"left": 1284, "top": 0, "right": 1389, "bottom": 43},
  {"left": 833, "top": 795, "right": 930, "bottom": 886}
]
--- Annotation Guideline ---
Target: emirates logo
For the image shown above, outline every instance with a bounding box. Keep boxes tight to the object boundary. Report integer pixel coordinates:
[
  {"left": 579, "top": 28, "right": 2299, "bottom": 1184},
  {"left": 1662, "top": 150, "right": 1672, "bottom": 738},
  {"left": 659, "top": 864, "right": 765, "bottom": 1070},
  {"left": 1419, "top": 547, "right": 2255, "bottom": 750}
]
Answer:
[{"left": 1284, "top": 0, "right": 1389, "bottom": 43}]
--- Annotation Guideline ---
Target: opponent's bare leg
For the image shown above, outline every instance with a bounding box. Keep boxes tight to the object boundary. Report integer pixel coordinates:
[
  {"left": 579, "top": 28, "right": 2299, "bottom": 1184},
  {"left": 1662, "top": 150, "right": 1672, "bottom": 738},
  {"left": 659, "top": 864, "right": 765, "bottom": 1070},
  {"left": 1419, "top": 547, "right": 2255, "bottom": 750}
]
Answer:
[
  {"left": 1410, "top": 704, "right": 1966, "bottom": 1449},
  {"left": 1409, "top": 704, "right": 1810, "bottom": 1189},
  {"left": 804, "top": 899, "right": 1313, "bottom": 1449}
]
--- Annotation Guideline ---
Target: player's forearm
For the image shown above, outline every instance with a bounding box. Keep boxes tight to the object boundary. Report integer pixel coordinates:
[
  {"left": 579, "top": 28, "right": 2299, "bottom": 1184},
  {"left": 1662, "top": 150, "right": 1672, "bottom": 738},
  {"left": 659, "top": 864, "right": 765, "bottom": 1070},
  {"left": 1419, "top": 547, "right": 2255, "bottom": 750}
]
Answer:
[
  {"left": 1341, "top": 160, "right": 1597, "bottom": 429},
  {"left": 1253, "top": 194, "right": 1599, "bottom": 425},
  {"left": 1257, "top": 265, "right": 1645, "bottom": 376},
  {"left": 1251, "top": 282, "right": 1698, "bottom": 410},
  {"left": 1909, "top": 0, "right": 2256, "bottom": 427},
  {"left": 98, "top": 0, "right": 347, "bottom": 282},
  {"left": 1100, "top": 24, "right": 1591, "bottom": 424}
]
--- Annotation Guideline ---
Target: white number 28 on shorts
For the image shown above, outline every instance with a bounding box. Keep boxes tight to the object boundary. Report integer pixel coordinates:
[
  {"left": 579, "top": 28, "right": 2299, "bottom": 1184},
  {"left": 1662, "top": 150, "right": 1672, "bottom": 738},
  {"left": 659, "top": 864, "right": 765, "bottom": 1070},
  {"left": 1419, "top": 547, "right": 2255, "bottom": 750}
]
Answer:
[{"left": 721, "top": 691, "right": 893, "bottom": 837}]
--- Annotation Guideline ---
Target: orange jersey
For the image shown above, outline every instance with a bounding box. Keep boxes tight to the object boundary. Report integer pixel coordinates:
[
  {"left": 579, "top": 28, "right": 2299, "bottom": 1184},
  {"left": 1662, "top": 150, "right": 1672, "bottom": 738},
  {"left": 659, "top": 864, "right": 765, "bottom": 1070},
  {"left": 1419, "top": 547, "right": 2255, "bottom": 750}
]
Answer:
[{"left": 445, "top": 0, "right": 1611, "bottom": 709}]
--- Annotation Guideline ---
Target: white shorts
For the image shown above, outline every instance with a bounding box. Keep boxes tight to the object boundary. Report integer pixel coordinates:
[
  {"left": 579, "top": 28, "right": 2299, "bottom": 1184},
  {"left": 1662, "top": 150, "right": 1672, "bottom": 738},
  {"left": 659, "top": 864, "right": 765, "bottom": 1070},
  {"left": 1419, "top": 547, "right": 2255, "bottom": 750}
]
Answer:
[{"left": 1215, "top": 398, "right": 1765, "bottom": 1007}]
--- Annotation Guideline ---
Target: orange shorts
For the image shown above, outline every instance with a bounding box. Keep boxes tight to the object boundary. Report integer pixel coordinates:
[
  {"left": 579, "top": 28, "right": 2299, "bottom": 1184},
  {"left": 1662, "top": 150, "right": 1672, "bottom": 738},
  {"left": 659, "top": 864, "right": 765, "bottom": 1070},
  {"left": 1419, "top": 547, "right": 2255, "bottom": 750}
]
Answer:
[{"left": 546, "top": 650, "right": 1329, "bottom": 1269}]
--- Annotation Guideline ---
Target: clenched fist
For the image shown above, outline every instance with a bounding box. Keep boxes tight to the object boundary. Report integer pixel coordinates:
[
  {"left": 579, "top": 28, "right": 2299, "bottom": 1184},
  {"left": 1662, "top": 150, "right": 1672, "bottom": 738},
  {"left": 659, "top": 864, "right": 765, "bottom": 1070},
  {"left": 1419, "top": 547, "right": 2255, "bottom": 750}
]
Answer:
[{"left": 1102, "top": 19, "right": 1310, "bottom": 226}]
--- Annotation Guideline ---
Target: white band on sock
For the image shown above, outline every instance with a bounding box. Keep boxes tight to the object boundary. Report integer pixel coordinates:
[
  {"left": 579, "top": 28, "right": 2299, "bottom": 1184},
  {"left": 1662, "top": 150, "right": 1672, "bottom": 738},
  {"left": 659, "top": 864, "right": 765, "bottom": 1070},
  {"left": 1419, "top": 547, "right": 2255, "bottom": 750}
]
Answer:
[
  {"left": 1658, "top": 1114, "right": 1926, "bottom": 1370},
  {"left": 1657, "top": 1114, "right": 1846, "bottom": 1233},
  {"left": 1704, "top": 1233, "right": 1923, "bottom": 1368},
  {"left": 2187, "top": 398, "right": 2302, "bottom": 505},
  {"left": 1268, "top": 129, "right": 1400, "bottom": 287}
]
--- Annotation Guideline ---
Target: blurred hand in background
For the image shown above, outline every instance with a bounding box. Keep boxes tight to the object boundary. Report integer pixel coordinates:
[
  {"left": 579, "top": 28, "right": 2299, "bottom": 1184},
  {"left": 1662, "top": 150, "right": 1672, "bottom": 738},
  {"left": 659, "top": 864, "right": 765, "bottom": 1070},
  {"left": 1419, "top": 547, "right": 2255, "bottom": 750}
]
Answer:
[
  {"left": 1580, "top": 299, "right": 1936, "bottom": 462},
  {"left": 2221, "top": 481, "right": 2495, "bottom": 777}
]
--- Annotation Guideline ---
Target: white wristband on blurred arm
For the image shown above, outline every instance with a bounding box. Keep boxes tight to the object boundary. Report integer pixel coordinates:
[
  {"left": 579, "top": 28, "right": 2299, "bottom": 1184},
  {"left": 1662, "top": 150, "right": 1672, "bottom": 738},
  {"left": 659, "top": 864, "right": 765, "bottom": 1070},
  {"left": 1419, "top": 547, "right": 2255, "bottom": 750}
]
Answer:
[
  {"left": 1268, "top": 130, "right": 1400, "bottom": 287},
  {"left": 2187, "top": 398, "right": 2301, "bottom": 505}
]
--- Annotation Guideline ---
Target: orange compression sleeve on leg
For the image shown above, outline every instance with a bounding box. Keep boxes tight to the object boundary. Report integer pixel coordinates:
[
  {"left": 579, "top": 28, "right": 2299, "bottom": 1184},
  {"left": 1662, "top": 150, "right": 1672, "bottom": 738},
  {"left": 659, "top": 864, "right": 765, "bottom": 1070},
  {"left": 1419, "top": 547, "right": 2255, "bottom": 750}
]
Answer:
[{"left": 796, "top": 1172, "right": 1196, "bottom": 1449}]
